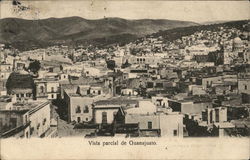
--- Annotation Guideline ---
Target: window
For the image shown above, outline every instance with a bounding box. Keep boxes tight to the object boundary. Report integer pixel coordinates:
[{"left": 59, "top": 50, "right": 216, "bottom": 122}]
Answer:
[
  {"left": 86, "top": 118, "right": 88, "bottom": 121},
  {"left": 10, "top": 118, "right": 17, "bottom": 128},
  {"left": 51, "top": 94, "right": 54, "bottom": 99},
  {"left": 156, "top": 83, "right": 163, "bottom": 88},
  {"left": 51, "top": 87, "right": 54, "bottom": 92},
  {"left": 40, "top": 86, "right": 44, "bottom": 93},
  {"left": 16, "top": 94, "right": 20, "bottom": 98},
  {"left": 230, "top": 86, "right": 233, "bottom": 91},
  {"left": 173, "top": 130, "right": 178, "bottom": 136},
  {"left": 162, "top": 103, "right": 166, "bottom": 108},
  {"left": 30, "top": 127, "right": 34, "bottom": 135},
  {"left": 98, "top": 90, "right": 101, "bottom": 95},
  {"left": 21, "top": 94, "right": 24, "bottom": 97},
  {"left": 43, "top": 118, "right": 47, "bottom": 125},
  {"left": 148, "top": 121, "right": 152, "bottom": 129},
  {"left": 37, "top": 123, "right": 40, "bottom": 129},
  {"left": 147, "top": 82, "right": 154, "bottom": 88},
  {"left": 83, "top": 106, "right": 89, "bottom": 113},
  {"left": 0, "top": 118, "right": 2, "bottom": 128},
  {"left": 210, "top": 110, "right": 213, "bottom": 123},
  {"left": 102, "top": 112, "right": 107, "bottom": 124},
  {"left": 76, "top": 106, "right": 81, "bottom": 113},
  {"left": 77, "top": 117, "right": 81, "bottom": 123},
  {"left": 215, "top": 109, "right": 219, "bottom": 122},
  {"left": 25, "top": 115, "right": 28, "bottom": 123},
  {"left": 245, "top": 85, "right": 248, "bottom": 90},
  {"left": 113, "top": 111, "right": 117, "bottom": 120},
  {"left": 202, "top": 111, "right": 208, "bottom": 121}
]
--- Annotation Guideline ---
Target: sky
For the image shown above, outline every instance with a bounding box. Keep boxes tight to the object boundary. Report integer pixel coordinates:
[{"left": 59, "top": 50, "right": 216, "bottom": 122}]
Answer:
[{"left": 0, "top": 0, "right": 249, "bottom": 23}]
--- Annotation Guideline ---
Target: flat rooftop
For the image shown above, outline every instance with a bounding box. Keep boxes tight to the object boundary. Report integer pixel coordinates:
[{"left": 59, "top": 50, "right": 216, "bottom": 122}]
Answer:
[
  {"left": 0, "top": 100, "right": 50, "bottom": 114},
  {"left": 94, "top": 97, "right": 140, "bottom": 106}
]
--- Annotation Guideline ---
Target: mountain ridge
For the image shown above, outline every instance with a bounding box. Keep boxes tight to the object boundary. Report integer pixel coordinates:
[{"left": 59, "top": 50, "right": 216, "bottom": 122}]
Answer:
[{"left": 0, "top": 17, "right": 199, "bottom": 48}]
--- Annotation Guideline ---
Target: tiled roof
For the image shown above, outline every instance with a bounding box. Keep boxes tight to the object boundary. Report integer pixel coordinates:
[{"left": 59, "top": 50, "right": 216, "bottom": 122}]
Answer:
[{"left": 6, "top": 72, "right": 35, "bottom": 92}]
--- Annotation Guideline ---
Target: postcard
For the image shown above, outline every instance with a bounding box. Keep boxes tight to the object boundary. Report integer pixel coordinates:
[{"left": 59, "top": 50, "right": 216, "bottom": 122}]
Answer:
[{"left": 0, "top": 0, "right": 249, "bottom": 159}]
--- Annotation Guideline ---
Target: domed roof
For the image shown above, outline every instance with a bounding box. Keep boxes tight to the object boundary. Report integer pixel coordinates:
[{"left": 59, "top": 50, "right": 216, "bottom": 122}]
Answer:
[
  {"left": 233, "top": 37, "right": 243, "bottom": 44},
  {"left": 6, "top": 72, "right": 35, "bottom": 94}
]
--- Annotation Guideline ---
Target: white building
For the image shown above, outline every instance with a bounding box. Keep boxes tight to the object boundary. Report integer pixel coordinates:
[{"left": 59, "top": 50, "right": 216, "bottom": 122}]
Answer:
[
  {"left": 122, "top": 100, "right": 184, "bottom": 137},
  {"left": 93, "top": 98, "right": 138, "bottom": 124},
  {"left": 0, "top": 100, "right": 51, "bottom": 138},
  {"left": 64, "top": 85, "right": 112, "bottom": 123},
  {"left": 28, "top": 101, "right": 51, "bottom": 137},
  {"left": 201, "top": 107, "right": 227, "bottom": 125}
]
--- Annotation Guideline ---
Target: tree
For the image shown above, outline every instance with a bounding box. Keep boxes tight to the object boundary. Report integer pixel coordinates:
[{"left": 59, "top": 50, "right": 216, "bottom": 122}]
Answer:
[
  {"left": 28, "top": 60, "right": 41, "bottom": 73},
  {"left": 138, "top": 84, "right": 147, "bottom": 97},
  {"left": 106, "top": 60, "right": 116, "bottom": 70}
]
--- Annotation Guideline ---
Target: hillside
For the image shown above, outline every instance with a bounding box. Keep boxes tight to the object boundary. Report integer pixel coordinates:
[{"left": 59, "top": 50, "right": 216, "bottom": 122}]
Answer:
[
  {"left": 0, "top": 17, "right": 198, "bottom": 50},
  {"left": 150, "top": 20, "right": 249, "bottom": 43}
]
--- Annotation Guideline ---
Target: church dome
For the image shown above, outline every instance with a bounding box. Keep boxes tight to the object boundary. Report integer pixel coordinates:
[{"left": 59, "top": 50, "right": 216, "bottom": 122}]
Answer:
[{"left": 233, "top": 37, "right": 243, "bottom": 44}]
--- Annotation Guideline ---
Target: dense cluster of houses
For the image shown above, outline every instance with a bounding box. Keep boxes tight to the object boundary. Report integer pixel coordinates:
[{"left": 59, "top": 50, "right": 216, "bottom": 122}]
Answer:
[{"left": 0, "top": 22, "right": 249, "bottom": 138}]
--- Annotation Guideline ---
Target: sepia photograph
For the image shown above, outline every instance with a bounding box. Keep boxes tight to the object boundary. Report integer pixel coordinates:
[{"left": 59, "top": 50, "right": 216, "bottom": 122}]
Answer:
[{"left": 0, "top": 0, "right": 249, "bottom": 159}]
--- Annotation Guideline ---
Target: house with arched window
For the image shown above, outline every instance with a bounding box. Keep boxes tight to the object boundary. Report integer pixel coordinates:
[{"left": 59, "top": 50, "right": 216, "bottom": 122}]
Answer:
[
  {"left": 64, "top": 84, "right": 112, "bottom": 123},
  {"left": 92, "top": 97, "right": 138, "bottom": 124},
  {"left": 34, "top": 78, "right": 60, "bottom": 100}
]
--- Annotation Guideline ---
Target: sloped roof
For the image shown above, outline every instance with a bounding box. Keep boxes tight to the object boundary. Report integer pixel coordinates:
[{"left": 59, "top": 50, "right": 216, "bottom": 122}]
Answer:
[{"left": 6, "top": 72, "right": 35, "bottom": 92}]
